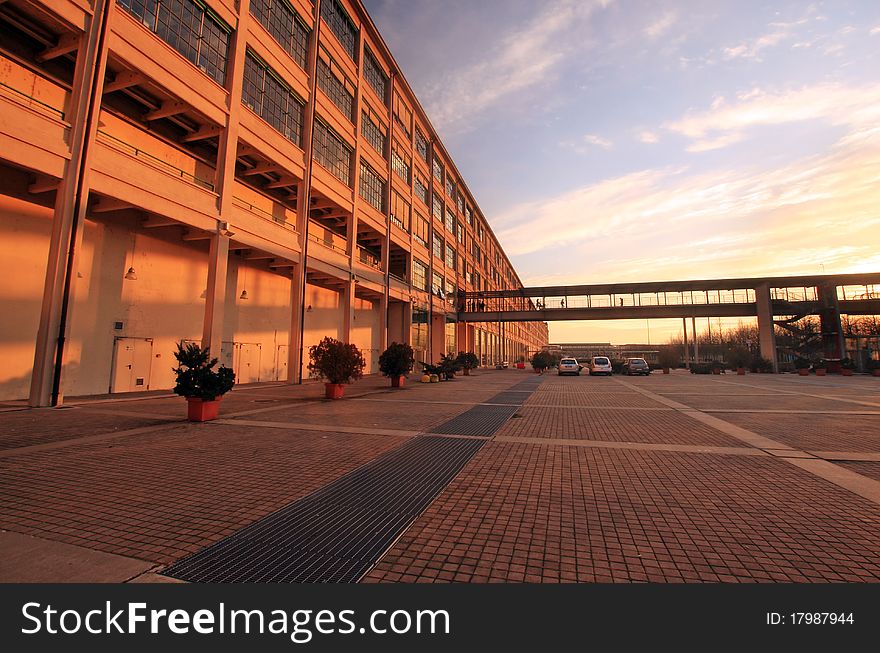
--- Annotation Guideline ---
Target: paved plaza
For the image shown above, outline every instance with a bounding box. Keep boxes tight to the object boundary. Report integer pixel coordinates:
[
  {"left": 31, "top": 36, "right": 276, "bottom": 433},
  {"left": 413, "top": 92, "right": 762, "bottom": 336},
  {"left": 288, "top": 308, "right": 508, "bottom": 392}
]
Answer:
[{"left": 0, "top": 369, "right": 879, "bottom": 583}]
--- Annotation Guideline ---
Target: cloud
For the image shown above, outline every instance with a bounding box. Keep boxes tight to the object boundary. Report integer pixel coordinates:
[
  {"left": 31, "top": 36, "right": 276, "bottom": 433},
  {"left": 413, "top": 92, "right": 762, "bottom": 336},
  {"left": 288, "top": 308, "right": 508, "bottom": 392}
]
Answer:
[
  {"left": 638, "top": 130, "right": 659, "bottom": 144},
  {"left": 663, "top": 82, "right": 880, "bottom": 151},
  {"left": 871, "top": 25, "right": 880, "bottom": 36},
  {"left": 644, "top": 12, "right": 677, "bottom": 39},
  {"left": 721, "top": 16, "right": 809, "bottom": 60},
  {"left": 579, "top": 134, "right": 614, "bottom": 151},
  {"left": 420, "top": 0, "right": 613, "bottom": 133},
  {"left": 494, "top": 101, "right": 880, "bottom": 284}
]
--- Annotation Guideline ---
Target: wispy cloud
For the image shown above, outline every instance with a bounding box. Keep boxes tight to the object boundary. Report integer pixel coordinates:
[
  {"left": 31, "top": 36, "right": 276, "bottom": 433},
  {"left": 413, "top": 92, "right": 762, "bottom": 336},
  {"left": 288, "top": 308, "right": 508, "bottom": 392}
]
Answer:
[
  {"left": 420, "top": 0, "right": 612, "bottom": 133},
  {"left": 644, "top": 11, "right": 677, "bottom": 39},
  {"left": 638, "top": 130, "right": 659, "bottom": 144},
  {"left": 563, "top": 133, "right": 614, "bottom": 153},
  {"left": 721, "top": 15, "right": 811, "bottom": 60},
  {"left": 663, "top": 82, "right": 880, "bottom": 151},
  {"left": 871, "top": 25, "right": 880, "bottom": 36}
]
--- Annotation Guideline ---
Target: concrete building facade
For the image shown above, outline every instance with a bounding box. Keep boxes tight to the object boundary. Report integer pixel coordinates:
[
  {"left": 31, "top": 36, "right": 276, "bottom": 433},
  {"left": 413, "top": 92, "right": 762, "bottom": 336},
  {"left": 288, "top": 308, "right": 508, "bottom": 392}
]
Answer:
[{"left": 0, "top": 0, "right": 548, "bottom": 404}]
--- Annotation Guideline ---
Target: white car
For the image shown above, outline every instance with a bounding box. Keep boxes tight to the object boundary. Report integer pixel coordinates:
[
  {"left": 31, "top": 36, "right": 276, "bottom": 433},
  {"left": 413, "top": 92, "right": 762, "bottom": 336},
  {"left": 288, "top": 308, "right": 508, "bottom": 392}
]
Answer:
[
  {"left": 558, "top": 358, "right": 582, "bottom": 376},
  {"left": 589, "top": 356, "right": 613, "bottom": 376}
]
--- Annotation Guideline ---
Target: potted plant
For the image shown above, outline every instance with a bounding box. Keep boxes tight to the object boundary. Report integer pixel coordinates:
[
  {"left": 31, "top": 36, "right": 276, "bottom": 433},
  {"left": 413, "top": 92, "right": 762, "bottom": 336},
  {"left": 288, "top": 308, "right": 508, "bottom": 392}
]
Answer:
[
  {"left": 728, "top": 348, "right": 750, "bottom": 375},
  {"left": 515, "top": 356, "right": 526, "bottom": 369},
  {"left": 794, "top": 358, "right": 811, "bottom": 376},
  {"left": 840, "top": 358, "right": 856, "bottom": 377},
  {"left": 814, "top": 359, "right": 827, "bottom": 377},
  {"left": 750, "top": 353, "right": 773, "bottom": 374},
  {"left": 658, "top": 347, "right": 679, "bottom": 374},
  {"left": 455, "top": 351, "right": 480, "bottom": 376},
  {"left": 379, "top": 342, "right": 414, "bottom": 387},
  {"left": 710, "top": 360, "right": 724, "bottom": 375},
  {"left": 868, "top": 359, "right": 880, "bottom": 377},
  {"left": 308, "top": 337, "right": 366, "bottom": 399},
  {"left": 530, "top": 351, "right": 553, "bottom": 374},
  {"left": 173, "top": 342, "right": 235, "bottom": 422}
]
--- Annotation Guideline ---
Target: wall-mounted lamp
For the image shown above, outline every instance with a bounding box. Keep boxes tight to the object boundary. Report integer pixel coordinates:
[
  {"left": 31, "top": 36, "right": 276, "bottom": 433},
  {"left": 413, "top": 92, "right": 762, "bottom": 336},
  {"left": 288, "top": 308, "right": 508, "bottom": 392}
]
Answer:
[
  {"left": 124, "top": 267, "right": 138, "bottom": 280},
  {"left": 239, "top": 289, "right": 249, "bottom": 300},
  {"left": 218, "top": 220, "right": 235, "bottom": 237},
  {"left": 306, "top": 304, "right": 313, "bottom": 312},
  {"left": 239, "top": 261, "right": 249, "bottom": 300},
  {"left": 124, "top": 232, "right": 138, "bottom": 280}
]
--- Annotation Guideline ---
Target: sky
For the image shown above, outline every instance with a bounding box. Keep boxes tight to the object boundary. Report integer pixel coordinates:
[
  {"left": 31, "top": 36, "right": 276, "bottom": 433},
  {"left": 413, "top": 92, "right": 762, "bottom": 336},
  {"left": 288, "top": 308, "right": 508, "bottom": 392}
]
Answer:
[{"left": 363, "top": 0, "right": 880, "bottom": 344}]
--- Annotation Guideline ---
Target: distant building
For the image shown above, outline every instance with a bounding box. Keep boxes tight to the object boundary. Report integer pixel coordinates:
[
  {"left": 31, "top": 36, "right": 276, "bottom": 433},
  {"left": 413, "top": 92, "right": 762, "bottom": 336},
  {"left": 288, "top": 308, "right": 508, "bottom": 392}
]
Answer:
[{"left": 546, "top": 343, "right": 659, "bottom": 364}]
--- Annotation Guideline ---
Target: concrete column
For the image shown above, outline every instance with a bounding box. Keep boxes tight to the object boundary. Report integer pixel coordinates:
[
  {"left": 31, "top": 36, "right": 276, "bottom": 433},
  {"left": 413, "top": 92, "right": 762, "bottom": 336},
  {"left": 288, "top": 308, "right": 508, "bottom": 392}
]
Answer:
[
  {"left": 378, "top": 293, "right": 389, "bottom": 353},
  {"left": 682, "top": 317, "right": 690, "bottom": 370},
  {"left": 692, "top": 316, "right": 699, "bottom": 363},
  {"left": 755, "top": 283, "right": 778, "bottom": 372},
  {"left": 30, "top": 0, "right": 111, "bottom": 407},
  {"left": 431, "top": 313, "right": 446, "bottom": 362},
  {"left": 202, "top": 233, "right": 230, "bottom": 357},
  {"left": 817, "top": 283, "right": 845, "bottom": 360},
  {"left": 341, "top": 280, "right": 356, "bottom": 343},
  {"left": 402, "top": 302, "right": 413, "bottom": 346}
]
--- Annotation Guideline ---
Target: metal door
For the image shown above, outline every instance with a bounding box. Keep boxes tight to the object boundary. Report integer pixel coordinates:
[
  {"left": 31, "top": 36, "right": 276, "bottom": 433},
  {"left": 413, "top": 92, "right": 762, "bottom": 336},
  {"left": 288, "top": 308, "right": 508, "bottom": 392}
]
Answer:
[
  {"left": 111, "top": 337, "right": 153, "bottom": 393},
  {"left": 275, "top": 345, "right": 288, "bottom": 381}
]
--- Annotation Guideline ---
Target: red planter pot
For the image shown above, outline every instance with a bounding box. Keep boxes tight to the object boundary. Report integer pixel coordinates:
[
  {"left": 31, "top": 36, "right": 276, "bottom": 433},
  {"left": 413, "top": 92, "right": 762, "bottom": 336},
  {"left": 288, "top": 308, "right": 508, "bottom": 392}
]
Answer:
[
  {"left": 662, "top": 368, "right": 670, "bottom": 374},
  {"left": 391, "top": 375, "right": 405, "bottom": 388},
  {"left": 797, "top": 369, "right": 809, "bottom": 376},
  {"left": 872, "top": 370, "right": 880, "bottom": 377},
  {"left": 711, "top": 368, "right": 721, "bottom": 375},
  {"left": 187, "top": 397, "right": 222, "bottom": 422},
  {"left": 736, "top": 368, "right": 745, "bottom": 375},
  {"left": 516, "top": 363, "right": 525, "bottom": 369},
  {"left": 325, "top": 383, "right": 345, "bottom": 399},
  {"left": 815, "top": 368, "right": 827, "bottom": 376},
  {"left": 841, "top": 369, "right": 854, "bottom": 377}
]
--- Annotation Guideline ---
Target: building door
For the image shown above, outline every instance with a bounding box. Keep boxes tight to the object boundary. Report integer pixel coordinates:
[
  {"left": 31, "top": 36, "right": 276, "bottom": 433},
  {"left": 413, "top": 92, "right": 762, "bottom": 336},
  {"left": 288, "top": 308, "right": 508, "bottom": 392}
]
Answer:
[
  {"left": 275, "top": 345, "right": 288, "bottom": 381},
  {"left": 235, "top": 342, "right": 262, "bottom": 384},
  {"left": 111, "top": 337, "right": 153, "bottom": 393}
]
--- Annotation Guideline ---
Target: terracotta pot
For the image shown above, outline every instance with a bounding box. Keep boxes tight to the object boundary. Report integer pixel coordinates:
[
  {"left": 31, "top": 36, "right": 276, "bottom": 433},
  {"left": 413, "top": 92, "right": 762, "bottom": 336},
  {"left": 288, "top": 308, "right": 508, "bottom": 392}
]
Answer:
[
  {"left": 391, "top": 375, "right": 404, "bottom": 387},
  {"left": 711, "top": 368, "right": 721, "bottom": 375},
  {"left": 841, "top": 369, "right": 854, "bottom": 377},
  {"left": 815, "top": 368, "right": 827, "bottom": 377},
  {"left": 463, "top": 368, "right": 470, "bottom": 376},
  {"left": 187, "top": 397, "right": 221, "bottom": 422},
  {"left": 534, "top": 368, "right": 542, "bottom": 374},
  {"left": 662, "top": 368, "right": 670, "bottom": 374},
  {"left": 420, "top": 374, "right": 431, "bottom": 383},
  {"left": 872, "top": 369, "right": 880, "bottom": 377},
  {"left": 325, "top": 383, "right": 344, "bottom": 399},
  {"left": 516, "top": 363, "right": 525, "bottom": 369},
  {"left": 429, "top": 374, "right": 439, "bottom": 383},
  {"left": 737, "top": 368, "right": 745, "bottom": 376},
  {"left": 797, "top": 369, "right": 809, "bottom": 376}
]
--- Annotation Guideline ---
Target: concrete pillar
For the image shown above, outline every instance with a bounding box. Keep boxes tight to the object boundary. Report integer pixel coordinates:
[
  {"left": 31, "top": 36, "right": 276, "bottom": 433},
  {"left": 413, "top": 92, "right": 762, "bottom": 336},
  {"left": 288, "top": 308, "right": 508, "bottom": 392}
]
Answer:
[
  {"left": 692, "top": 316, "right": 699, "bottom": 363},
  {"left": 30, "top": 0, "right": 111, "bottom": 407},
  {"left": 817, "top": 283, "right": 845, "bottom": 360},
  {"left": 431, "top": 313, "right": 446, "bottom": 362},
  {"left": 755, "top": 283, "right": 778, "bottom": 372},
  {"left": 341, "top": 280, "right": 355, "bottom": 343},
  {"left": 682, "top": 317, "right": 690, "bottom": 370},
  {"left": 202, "top": 233, "right": 230, "bottom": 357}
]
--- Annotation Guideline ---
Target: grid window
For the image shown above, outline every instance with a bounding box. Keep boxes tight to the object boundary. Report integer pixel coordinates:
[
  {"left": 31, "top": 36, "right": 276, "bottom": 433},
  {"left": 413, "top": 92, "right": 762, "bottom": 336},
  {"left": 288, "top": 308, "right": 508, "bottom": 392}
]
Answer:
[
  {"left": 413, "top": 212, "right": 429, "bottom": 246},
  {"left": 457, "top": 194, "right": 464, "bottom": 214},
  {"left": 120, "top": 0, "right": 230, "bottom": 85},
  {"left": 445, "top": 207, "right": 455, "bottom": 235},
  {"left": 432, "top": 193, "right": 443, "bottom": 222},
  {"left": 432, "top": 234, "right": 443, "bottom": 261},
  {"left": 432, "top": 271, "right": 444, "bottom": 296},
  {"left": 445, "top": 176, "right": 456, "bottom": 199},
  {"left": 414, "top": 174, "right": 428, "bottom": 205},
  {"left": 445, "top": 243, "right": 456, "bottom": 271},
  {"left": 364, "top": 48, "right": 388, "bottom": 101},
  {"left": 359, "top": 160, "right": 386, "bottom": 213},
  {"left": 412, "top": 259, "right": 428, "bottom": 292},
  {"left": 242, "top": 52, "right": 305, "bottom": 145},
  {"left": 361, "top": 108, "right": 387, "bottom": 157},
  {"left": 250, "top": 0, "right": 309, "bottom": 70},
  {"left": 321, "top": 0, "right": 358, "bottom": 62},
  {"left": 466, "top": 205, "right": 473, "bottom": 226},
  {"left": 457, "top": 221, "right": 464, "bottom": 244},
  {"left": 415, "top": 128, "right": 428, "bottom": 161},
  {"left": 318, "top": 53, "right": 355, "bottom": 121},
  {"left": 391, "top": 190, "right": 410, "bottom": 230},
  {"left": 391, "top": 143, "right": 411, "bottom": 184},
  {"left": 313, "top": 119, "right": 352, "bottom": 185},
  {"left": 432, "top": 157, "right": 444, "bottom": 183},
  {"left": 393, "top": 92, "right": 412, "bottom": 137}
]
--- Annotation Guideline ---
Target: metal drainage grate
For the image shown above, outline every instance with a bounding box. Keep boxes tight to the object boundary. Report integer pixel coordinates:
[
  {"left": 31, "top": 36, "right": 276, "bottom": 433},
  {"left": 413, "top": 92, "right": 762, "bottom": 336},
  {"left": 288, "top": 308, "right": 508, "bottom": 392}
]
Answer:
[
  {"left": 162, "top": 435, "right": 485, "bottom": 583},
  {"left": 426, "top": 404, "right": 521, "bottom": 436},
  {"left": 483, "top": 391, "right": 530, "bottom": 406}
]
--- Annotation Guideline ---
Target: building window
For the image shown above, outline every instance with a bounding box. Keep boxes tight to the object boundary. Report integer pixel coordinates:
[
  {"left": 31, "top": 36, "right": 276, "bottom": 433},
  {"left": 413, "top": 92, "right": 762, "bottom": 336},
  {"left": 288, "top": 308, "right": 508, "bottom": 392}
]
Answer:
[
  {"left": 466, "top": 205, "right": 473, "bottom": 226},
  {"left": 445, "top": 243, "right": 456, "bottom": 271},
  {"left": 391, "top": 190, "right": 410, "bottom": 230},
  {"left": 413, "top": 175, "right": 429, "bottom": 205},
  {"left": 445, "top": 320, "right": 456, "bottom": 355},
  {"left": 457, "top": 221, "right": 464, "bottom": 244},
  {"left": 317, "top": 50, "right": 355, "bottom": 121},
  {"left": 249, "top": 0, "right": 309, "bottom": 70},
  {"left": 412, "top": 259, "right": 428, "bottom": 292},
  {"left": 391, "top": 142, "right": 411, "bottom": 184},
  {"left": 432, "top": 157, "right": 444, "bottom": 183},
  {"left": 363, "top": 47, "right": 388, "bottom": 101},
  {"left": 119, "top": 0, "right": 230, "bottom": 85},
  {"left": 432, "top": 234, "right": 443, "bottom": 261},
  {"left": 413, "top": 212, "right": 429, "bottom": 247},
  {"left": 432, "top": 271, "right": 444, "bottom": 296},
  {"left": 321, "top": 0, "right": 358, "bottom": 62},
  {"left": 445, "top": 176, "right": 456, "bottom": 199},
  {"left": 359, "top": 160, "right": 386, "bottom": 213},
  {"left": 361, "top": 108, "right": 387, "bottom": 157},
  {"left": 445, "top": 207, "right": 455, "bottom": 235},
  {"left": 392, "top": 92, "right": 412, "bottom": 138},
  {"left": 242, "top": 51, "right": 305, "bottom": 145},
  {"left": 457, "top": 194, "right": 464, "bottom": 215},
  {"left": 415, "top": 128, "right": 428, "bottom": 161},
  {"left": 313, "top": 118, "right": 352, "bottom": 185},
  {"left": 432, "top": 193, "right": 443, "bottom": 222}
]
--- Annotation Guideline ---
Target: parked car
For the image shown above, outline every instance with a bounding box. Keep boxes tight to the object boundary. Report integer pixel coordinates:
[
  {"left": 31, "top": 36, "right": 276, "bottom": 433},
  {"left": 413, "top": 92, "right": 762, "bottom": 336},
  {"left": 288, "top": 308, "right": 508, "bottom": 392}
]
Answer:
[
  {"left": 589, "top": 356, "right": 613, "bottom": 376},
  {"left": 558, "top": 358, "right": 582, "bottom": 376},
  {"left": 622, "top": 358, "right": 651, "bottom": 376}
]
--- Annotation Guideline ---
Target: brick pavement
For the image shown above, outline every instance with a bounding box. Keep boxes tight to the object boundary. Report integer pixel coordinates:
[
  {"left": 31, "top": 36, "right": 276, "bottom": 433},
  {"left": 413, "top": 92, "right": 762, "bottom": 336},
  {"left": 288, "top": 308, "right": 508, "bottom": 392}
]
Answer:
[{"left": 0, "top": 368, "right": 878, "bottom": 582}]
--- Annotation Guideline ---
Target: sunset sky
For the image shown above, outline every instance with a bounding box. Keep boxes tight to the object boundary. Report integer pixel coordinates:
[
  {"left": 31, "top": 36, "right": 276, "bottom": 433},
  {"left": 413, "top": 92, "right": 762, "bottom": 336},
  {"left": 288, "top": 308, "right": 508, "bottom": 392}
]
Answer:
[{"left": 364, "top": 0, "right": 880, "bottom": 344}]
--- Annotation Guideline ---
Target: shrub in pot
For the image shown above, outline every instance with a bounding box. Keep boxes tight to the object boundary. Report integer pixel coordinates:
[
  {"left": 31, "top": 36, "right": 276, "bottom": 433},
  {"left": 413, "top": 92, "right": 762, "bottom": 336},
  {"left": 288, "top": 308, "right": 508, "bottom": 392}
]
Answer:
[
  {"left": 728, "top": 348, "right": 750, "bottom": 375},
  {"left": 750, "top": 354, "right": 773, "bottom": 374},
  {"left": 455, "top": 351, "right": 480, "bottom": 376},
  {"left": 379, "top": 342, "right": 414, "bottom": 387},
  {"left": 794, "top": 358, "right": 811, "bottom": 376},
  {"left": 868, "top": 359, "right": 880, "bottom": 377},
  {"left": 710, "top": 360, "right": 724, "bottom": 375},
  {"left": 173, "top": 342, "right": 235, "bottom": 422},
  {"left": 840, "top": 358, "right": 856, "bottom": 377},
  {"left": 814, "top": 359, "right": 827, "bottom": 376},
  {"left": 657, "top": 347, "right": 679, "bottom": 374},
  {"left": 530, "top": 351, "right": 554, "bottom": 374},
  {"left": 308, "top": 337, "right": 365, "bottom": 399}
]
